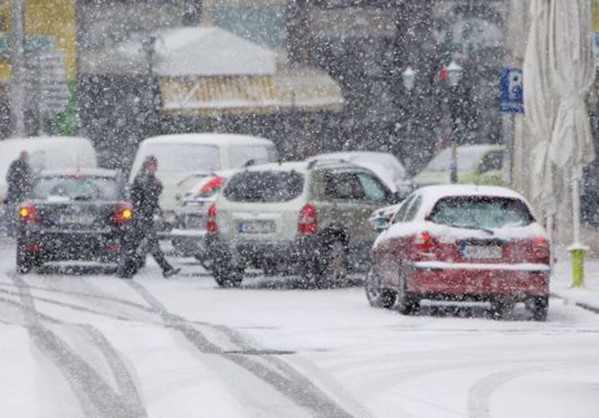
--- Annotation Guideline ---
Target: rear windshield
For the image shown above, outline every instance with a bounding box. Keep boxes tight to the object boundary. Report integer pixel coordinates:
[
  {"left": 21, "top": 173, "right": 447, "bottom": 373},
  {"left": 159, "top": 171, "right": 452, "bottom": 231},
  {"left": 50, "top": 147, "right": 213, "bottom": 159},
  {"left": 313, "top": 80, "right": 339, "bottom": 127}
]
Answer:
[
  {"left": 428, "top": 196, "right": 534, "bottom": 229},
  {"left": 32, "top": 176, "right": 122, "bottom": 201},
  {"left": 223, "top": 171, "right": 304, "bottom": 202}
]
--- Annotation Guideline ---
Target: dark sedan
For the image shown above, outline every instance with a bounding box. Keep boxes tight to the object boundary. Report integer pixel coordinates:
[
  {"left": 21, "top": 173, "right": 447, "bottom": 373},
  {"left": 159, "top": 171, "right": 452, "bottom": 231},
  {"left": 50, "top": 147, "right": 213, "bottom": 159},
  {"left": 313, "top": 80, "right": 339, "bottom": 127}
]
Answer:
[{"left": 16, "top": 169, "right": 133, "bottom": 273}]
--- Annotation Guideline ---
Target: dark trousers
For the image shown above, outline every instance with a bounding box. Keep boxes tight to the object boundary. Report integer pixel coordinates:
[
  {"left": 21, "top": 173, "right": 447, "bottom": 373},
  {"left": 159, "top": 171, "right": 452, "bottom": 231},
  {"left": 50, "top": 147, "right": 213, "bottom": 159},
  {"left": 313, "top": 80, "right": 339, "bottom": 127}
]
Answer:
[{"left": 118, "top": 218, "right": 172, "bottom": 276}]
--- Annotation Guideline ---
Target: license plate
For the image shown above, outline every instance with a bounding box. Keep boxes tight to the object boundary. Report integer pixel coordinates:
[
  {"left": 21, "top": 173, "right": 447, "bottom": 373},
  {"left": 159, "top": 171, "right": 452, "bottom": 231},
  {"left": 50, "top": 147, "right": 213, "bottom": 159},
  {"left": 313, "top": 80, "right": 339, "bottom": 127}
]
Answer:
[
  {"left": 64, "top": 213, "right": 95, "bottom": 225},
  {"left": 463, "top": 245, "right": 502, "bottom": 259},
  {"left": 185, "top": 215, "right": 205, "bottom": 229},
  {"left": 237, "top": 220, "right": 275, "bottom": 234}
]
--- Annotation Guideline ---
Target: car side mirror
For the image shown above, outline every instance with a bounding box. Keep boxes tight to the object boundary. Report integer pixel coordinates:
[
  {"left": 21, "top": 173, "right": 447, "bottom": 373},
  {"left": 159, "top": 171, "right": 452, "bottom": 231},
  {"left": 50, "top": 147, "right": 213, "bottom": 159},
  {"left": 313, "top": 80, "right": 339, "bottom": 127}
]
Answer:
[{"left": 369, "top": 212, "right": 392, "bottom": 233}]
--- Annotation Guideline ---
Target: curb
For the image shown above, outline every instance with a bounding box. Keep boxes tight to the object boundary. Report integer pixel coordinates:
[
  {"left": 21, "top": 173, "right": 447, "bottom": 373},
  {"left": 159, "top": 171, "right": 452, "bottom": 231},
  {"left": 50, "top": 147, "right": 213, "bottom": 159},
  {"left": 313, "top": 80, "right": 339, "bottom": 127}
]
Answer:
[{"left": 550, "top": 292, "right": 599, "bottom": 315}]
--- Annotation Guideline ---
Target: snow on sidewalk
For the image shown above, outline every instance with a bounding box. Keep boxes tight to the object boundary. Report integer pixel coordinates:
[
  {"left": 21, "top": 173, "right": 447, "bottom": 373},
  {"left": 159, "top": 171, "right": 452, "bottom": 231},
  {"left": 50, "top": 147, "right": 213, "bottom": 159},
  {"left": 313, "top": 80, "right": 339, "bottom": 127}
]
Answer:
[{"left": 551, "top": 257, "right": 599, "bottom": 314}]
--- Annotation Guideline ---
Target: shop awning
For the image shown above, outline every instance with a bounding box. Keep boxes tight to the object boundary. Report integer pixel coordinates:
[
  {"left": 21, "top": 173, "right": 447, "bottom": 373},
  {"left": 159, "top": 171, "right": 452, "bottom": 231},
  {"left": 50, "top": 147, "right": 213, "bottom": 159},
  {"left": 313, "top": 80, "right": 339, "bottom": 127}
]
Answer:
[{"left": 160, "top": 66, "right": 343, "bottom": 116}]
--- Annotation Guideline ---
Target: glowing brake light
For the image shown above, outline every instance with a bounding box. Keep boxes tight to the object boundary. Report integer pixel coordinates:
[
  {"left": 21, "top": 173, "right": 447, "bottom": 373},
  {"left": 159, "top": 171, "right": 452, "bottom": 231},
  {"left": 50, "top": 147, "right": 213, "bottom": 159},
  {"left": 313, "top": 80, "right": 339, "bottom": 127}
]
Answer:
[
  {"left": 199, "top": 177, "right": 225, "bottom": 196},
  {"left": 413, "top": 231, "right": 435, "bottom": 253},
  {"left": 534, "top": 236, "right": 549, "bottom": 246},
  {"left": 112, "top": 202, "right": 134, "bottom": 225},
  {"left": 206, "top": 203, "right": 218, "bottom": 234},
  {"left": 19, "top": 203, "right": 38, "bottom": 223},
  {"left": 298, "top": 203, "right": 318, "bottom": 234}
]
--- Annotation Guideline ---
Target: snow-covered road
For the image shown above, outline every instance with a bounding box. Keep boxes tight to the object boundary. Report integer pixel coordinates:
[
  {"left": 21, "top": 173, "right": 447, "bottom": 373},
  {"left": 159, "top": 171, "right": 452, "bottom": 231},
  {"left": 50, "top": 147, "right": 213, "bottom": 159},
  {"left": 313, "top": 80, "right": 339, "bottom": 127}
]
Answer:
[{"left": 0, "top": 237, "right": 598, "bottom": 418}]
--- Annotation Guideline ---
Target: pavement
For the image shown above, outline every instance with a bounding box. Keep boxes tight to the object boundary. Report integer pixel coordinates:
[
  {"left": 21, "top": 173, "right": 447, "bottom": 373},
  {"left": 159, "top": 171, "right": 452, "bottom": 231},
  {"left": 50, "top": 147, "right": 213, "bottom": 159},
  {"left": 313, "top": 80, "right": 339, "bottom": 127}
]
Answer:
[{"left": 552, "top": 256, "right": 599, "bottom": 314}]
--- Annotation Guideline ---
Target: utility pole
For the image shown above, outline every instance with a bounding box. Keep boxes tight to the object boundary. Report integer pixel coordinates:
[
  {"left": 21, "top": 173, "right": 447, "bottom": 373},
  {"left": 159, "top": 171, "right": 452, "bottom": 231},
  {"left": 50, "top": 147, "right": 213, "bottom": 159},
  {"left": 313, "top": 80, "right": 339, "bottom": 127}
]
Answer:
[{"left": 10, "top": 0, "right": 26, "bottom": 137}]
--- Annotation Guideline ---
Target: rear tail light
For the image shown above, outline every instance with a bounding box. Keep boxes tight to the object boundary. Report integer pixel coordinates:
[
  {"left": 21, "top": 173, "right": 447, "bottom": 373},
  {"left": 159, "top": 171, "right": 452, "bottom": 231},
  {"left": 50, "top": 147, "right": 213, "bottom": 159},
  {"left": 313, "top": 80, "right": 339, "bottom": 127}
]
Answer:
[
  {"left": 112, "top": 202, "right": 134, "bottom": 225},
  {"left": 413, "top": 232, "right": 436, "bottom": 254},
  {"left": 18, "top": 203, "right": 38, "bottom": 223},
  {"left": 298, "top": 203, "right": 318, "bottom": 235},
  {"left": 206, "top": 203, "right": 218, "bottom": 234},
  {"left": 199, "top": 176, "right": 225, "bottom": 197},
  {"left": 532, "top": 236, "right": 550, "bottom": 264}
]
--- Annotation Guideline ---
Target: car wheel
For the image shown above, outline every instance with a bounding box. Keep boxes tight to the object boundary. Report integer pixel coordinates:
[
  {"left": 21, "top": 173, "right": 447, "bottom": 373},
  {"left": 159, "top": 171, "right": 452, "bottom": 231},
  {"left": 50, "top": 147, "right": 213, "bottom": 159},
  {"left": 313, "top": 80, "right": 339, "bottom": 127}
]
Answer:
[
  {"left": 212, "top": 258, "right": 244, "bottom": 288},
  {"left": 490, "top": 297, "right": 516, "bottom": 320},
  {"left": 365, "top": 268, "right": 396, "bottom": 309},
  {"left": 16, "top": 243, "right": 34, "bottom": 275},
  {"left": 396, "top": 269, "right": 419, "bottom": 315},
  {"left": 528, "top": 296, "right": 548, "bottom": 321}
]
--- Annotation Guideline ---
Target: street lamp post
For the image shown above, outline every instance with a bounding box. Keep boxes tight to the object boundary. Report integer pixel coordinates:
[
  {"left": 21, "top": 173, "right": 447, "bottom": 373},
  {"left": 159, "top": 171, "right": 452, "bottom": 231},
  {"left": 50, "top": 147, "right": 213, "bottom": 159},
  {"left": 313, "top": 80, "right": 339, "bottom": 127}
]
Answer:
[
  {"left": 402, "top": 66, "right": 416, "bottom": 166},
  {"left": 445, "top": 60, "right": 463, "bottom": 184}
]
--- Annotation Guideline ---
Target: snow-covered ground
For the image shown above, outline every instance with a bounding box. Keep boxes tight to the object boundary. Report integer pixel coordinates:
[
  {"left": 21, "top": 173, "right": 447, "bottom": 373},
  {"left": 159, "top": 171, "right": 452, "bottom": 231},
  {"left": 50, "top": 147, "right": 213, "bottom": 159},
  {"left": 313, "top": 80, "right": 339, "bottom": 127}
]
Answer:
[{"left": 0, "top": 236, "right": 598, "bottom": 417}]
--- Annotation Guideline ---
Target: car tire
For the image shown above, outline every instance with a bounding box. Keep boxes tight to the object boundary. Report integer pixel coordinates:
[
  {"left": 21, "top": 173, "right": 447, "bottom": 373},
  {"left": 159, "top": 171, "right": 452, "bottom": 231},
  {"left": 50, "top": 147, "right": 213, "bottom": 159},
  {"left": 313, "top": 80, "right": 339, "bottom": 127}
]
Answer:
[
  {"left": 16, "top": 243, "right": 34, "bottom": 275},
  {"left": 528, "top": 296, "right": 548, "bottom": 322},
  {"left": 212, "top": 258, "right": 244, "bottom": 288},
  {"left": 490, "top": 297, "right": 515, "bottom": 320},
  {"left": 396, "top": 269, "right": 419, "bottom": 315},
  {"left": 365, "top": 268, "right": 396, "bottom": 309}
]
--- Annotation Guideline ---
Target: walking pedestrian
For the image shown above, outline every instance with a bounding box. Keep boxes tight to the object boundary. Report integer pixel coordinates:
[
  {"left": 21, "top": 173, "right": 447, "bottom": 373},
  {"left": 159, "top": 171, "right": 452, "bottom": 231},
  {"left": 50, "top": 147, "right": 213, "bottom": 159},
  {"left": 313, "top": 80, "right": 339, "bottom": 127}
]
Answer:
[
  {"left": 4, "top": 151, "right": 32, "bottom": 236},
  {"left": 117, "top": 155, "right": 180, "bottom": 279}
]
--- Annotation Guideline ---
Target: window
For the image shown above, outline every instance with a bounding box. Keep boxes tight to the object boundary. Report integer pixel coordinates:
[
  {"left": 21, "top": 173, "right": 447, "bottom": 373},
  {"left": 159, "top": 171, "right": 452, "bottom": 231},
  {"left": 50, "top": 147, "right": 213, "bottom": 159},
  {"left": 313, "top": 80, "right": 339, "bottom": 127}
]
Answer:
[
  {"left": 428, "top": 196, "right": 534, "bottom": 229},
  {"left": 392, "top": 195, "right": 414, "bottom": 224},
  {"left": 223, "top": 171, "right": 304, "bottom": 203},
  {"left": 357, "top": 172, "right": 388, "bottom": 202},
  {"left": 33, "top": 176, "right": 122, "bottom": 201},
  {"left": 403, "top": 196, "right": 422, "bottom": 222},
  {"left": 324, "top": 172, "right": 366, "bottom": 200}
]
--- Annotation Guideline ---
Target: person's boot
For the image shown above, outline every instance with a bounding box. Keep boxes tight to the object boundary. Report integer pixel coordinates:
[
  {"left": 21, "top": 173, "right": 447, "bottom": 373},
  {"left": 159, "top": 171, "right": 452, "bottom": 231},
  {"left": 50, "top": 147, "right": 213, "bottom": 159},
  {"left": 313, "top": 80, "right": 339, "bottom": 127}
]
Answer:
[{"left": 163, "top": 267, "right": 181, "bottom": 278}]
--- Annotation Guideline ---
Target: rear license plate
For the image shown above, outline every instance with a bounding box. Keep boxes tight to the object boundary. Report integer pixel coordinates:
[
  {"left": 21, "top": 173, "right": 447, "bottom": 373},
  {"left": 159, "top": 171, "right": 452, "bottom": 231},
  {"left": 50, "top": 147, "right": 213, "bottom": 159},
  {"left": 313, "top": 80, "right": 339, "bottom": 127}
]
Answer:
[
  {"left": 237, "top": 220, "right": 275, "bottom": 234},
  {"left": 185, "top": 215, "right": 205, "bottom": 229},
  {"left": 463, "top": 245, "right": 502, "bottom": 260},
  {"left": 64, "top": 213, "right": 95, "bottom": 225}
]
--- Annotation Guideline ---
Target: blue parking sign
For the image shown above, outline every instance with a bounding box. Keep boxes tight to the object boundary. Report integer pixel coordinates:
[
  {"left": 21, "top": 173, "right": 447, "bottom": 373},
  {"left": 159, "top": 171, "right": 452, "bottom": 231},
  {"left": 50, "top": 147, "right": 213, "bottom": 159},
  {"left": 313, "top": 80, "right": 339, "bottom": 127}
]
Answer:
[{"left": 500, "top": 68, "right": 524, "bottom": 113}]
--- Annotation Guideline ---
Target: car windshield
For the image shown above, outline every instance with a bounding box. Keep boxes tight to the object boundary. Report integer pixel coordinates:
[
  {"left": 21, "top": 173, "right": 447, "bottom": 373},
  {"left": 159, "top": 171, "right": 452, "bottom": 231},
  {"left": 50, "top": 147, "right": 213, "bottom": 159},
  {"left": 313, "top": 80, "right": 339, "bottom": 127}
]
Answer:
[
  {"left": 32, "top": 176, "right": 122, "bottom": 201},
  {"left": 428, "top": 196, "right": 534, "bottom": 229},
  {"left": 148, "top": 144, "right": 221, "bottom": 173},
  {"left": 223, "top": 171, "right": 304, "bottom": 202}
]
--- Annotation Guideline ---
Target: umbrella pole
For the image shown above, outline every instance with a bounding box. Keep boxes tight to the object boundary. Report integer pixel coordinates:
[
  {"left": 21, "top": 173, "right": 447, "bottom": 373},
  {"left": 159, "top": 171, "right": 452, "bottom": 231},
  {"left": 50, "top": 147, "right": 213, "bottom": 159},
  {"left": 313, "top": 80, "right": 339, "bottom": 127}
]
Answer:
[{"left": 569, "top": 174, "right": 587, "bottom": 288}]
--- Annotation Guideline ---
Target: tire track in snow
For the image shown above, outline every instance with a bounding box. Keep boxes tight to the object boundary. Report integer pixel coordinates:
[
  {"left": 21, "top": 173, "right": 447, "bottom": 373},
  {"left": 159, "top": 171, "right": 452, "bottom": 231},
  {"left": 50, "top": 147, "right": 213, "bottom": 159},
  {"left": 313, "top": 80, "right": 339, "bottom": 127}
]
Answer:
[
  {"left": 467, "top": 360, "right": 595, "bottom": 418},
  {"left": 126, "top": 280, "right": 354, "bottom": 417},
  {"left": 9, "top": 271, "right": 147, "bottom": 418}
]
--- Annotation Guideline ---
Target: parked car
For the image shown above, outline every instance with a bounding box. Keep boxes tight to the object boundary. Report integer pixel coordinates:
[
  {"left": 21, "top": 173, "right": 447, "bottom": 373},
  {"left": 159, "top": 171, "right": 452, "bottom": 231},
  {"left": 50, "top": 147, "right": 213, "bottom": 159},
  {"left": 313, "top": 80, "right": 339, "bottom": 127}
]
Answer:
[
  {"left": 365, "top": 185, "right": 551, "bottom": 321},
  {"left": 306, "top": 151, "right": 411, "bottom": 198},
  {"left": 15, "top": 169, "right": 133, "bottom": 273},
  {"left": 170, "top": 170, "right": 234, "bottom": 264},
  {"left": 206, "top": 160, "right": 400, "bottom": 287},
  {"left": 129, "top": 133, "right": 278, "bottom": 229},
  {"left": 412, "top": 144, "right": 503, "bottom": 188}
]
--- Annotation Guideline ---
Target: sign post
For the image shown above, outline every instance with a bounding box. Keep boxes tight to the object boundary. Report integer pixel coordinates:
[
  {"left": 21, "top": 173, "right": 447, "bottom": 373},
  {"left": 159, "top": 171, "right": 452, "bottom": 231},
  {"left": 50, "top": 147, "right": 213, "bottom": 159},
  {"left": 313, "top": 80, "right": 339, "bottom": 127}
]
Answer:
[{"left": 500, "top": 67, "right": 524, "bottom": 188}]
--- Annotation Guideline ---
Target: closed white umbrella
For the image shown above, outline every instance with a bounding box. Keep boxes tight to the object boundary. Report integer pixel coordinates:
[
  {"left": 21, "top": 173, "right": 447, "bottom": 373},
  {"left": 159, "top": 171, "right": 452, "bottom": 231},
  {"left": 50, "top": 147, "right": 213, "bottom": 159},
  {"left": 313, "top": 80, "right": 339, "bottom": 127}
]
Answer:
[
  {"left": 546, "top": 0, "right": 596, "bottom": 286},
  {"left": 523, "top": 0, "right": 556, "bottom": 218}
]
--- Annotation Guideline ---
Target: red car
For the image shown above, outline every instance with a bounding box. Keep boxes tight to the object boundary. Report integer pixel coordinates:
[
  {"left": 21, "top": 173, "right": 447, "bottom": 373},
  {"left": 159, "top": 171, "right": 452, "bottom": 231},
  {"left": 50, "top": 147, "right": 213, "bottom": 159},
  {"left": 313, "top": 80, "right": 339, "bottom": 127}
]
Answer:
[{"left": 365, "top": 185, "right": 551, "bottom": 321}]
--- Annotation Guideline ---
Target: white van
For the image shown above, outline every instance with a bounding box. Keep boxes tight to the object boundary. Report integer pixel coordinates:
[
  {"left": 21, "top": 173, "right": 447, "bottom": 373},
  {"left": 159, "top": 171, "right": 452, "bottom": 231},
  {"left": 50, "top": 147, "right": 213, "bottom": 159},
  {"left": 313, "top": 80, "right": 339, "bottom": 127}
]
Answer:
[
  {"left": 0, "top": 136, "right": 98, "bottom": 202},
  {"left": 129, "top": 133, "right": 278, "bottom": 224}
]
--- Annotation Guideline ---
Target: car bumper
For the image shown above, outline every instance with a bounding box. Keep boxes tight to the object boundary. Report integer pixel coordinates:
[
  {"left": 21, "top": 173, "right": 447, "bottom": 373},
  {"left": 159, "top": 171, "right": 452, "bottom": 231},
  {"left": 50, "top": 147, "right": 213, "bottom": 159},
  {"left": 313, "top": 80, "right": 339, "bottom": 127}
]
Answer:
[
  {"left": 407, "top": 261, "right": 551, "bottom": 300},
  {"left": 19, "top": 230, "right": 123, "bottom": 261},
  {"left": 170, "top": 228, "right": 207, "bottom": 257}
]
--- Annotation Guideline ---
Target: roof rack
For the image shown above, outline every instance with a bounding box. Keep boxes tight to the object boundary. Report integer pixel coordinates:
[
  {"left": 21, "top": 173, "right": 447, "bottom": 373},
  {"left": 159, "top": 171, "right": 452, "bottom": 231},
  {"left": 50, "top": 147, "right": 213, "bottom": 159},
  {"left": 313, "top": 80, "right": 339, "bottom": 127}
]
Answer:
[{"left": 306, "top": 158, "right": 349, "bottom": 169}]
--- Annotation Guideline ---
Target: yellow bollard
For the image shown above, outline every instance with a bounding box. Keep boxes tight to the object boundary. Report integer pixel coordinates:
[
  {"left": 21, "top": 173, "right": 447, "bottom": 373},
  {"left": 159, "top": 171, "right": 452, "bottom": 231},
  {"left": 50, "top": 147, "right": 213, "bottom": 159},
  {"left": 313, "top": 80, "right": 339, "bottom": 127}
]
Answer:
[{"left": 568, "top": 245, "right": 588, "bottom": 288}]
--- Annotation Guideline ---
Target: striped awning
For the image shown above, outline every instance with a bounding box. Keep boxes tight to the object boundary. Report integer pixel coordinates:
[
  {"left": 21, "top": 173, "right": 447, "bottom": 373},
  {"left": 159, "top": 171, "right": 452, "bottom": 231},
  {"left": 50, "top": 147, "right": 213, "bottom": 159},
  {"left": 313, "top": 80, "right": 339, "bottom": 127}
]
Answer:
[{"left": 159, "top": 66, "right": 343, "bottom": 116}]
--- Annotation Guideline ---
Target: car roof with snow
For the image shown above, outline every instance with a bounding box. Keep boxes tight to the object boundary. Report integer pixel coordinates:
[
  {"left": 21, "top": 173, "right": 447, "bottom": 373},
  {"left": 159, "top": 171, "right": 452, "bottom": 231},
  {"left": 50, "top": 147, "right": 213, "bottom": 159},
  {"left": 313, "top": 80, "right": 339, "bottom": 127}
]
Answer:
[
  {"left": 138, "top": 133, "right": 275, "bottom": 147},
  {"left": 37, "top": 168, "right": 121, "bottom": 178},
  {"left": 239, "top": 159, "right": 369, "bottom": 173}
]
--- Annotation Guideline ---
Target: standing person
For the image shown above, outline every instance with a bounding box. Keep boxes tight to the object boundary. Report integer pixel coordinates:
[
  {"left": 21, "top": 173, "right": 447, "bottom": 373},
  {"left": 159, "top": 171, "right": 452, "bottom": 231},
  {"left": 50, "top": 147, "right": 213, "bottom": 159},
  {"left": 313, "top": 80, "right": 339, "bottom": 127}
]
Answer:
[
  {"left": 4, "top": 151, "right": 32, "bottom": 236},
  {"left": 117, "top": 155, "right": 180, "bottom": 279}
]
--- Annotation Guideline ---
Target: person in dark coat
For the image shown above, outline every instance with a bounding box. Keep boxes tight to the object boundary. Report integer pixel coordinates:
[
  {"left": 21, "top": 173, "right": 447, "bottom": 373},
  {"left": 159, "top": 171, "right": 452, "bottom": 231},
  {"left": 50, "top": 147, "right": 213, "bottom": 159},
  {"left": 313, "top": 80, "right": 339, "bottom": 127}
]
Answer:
[
  {"left": 117, "top": 155, "right": 180, "bottom": 279},
  {"left": 4, "top": 151, "right": 32, "bottom": 236}
]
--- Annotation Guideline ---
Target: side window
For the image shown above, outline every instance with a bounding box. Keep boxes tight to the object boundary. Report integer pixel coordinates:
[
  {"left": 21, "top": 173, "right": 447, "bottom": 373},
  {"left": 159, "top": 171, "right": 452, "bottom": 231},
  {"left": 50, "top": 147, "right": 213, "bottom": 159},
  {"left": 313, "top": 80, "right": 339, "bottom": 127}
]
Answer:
[
  {"left": 478, "top": 151, "right": 503, "bottom": 174},
  {"left": 403, "top": 195, "right": 422, "bottom": 222},
  {"left": 324, "top": 172, "right": 366, "bottom": 200},
  {"left": 357, "top": 172, "right": 388, "bottom": 202},
  {"left": 392, "top": 195, "right": 414, "bottom": 224}
]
